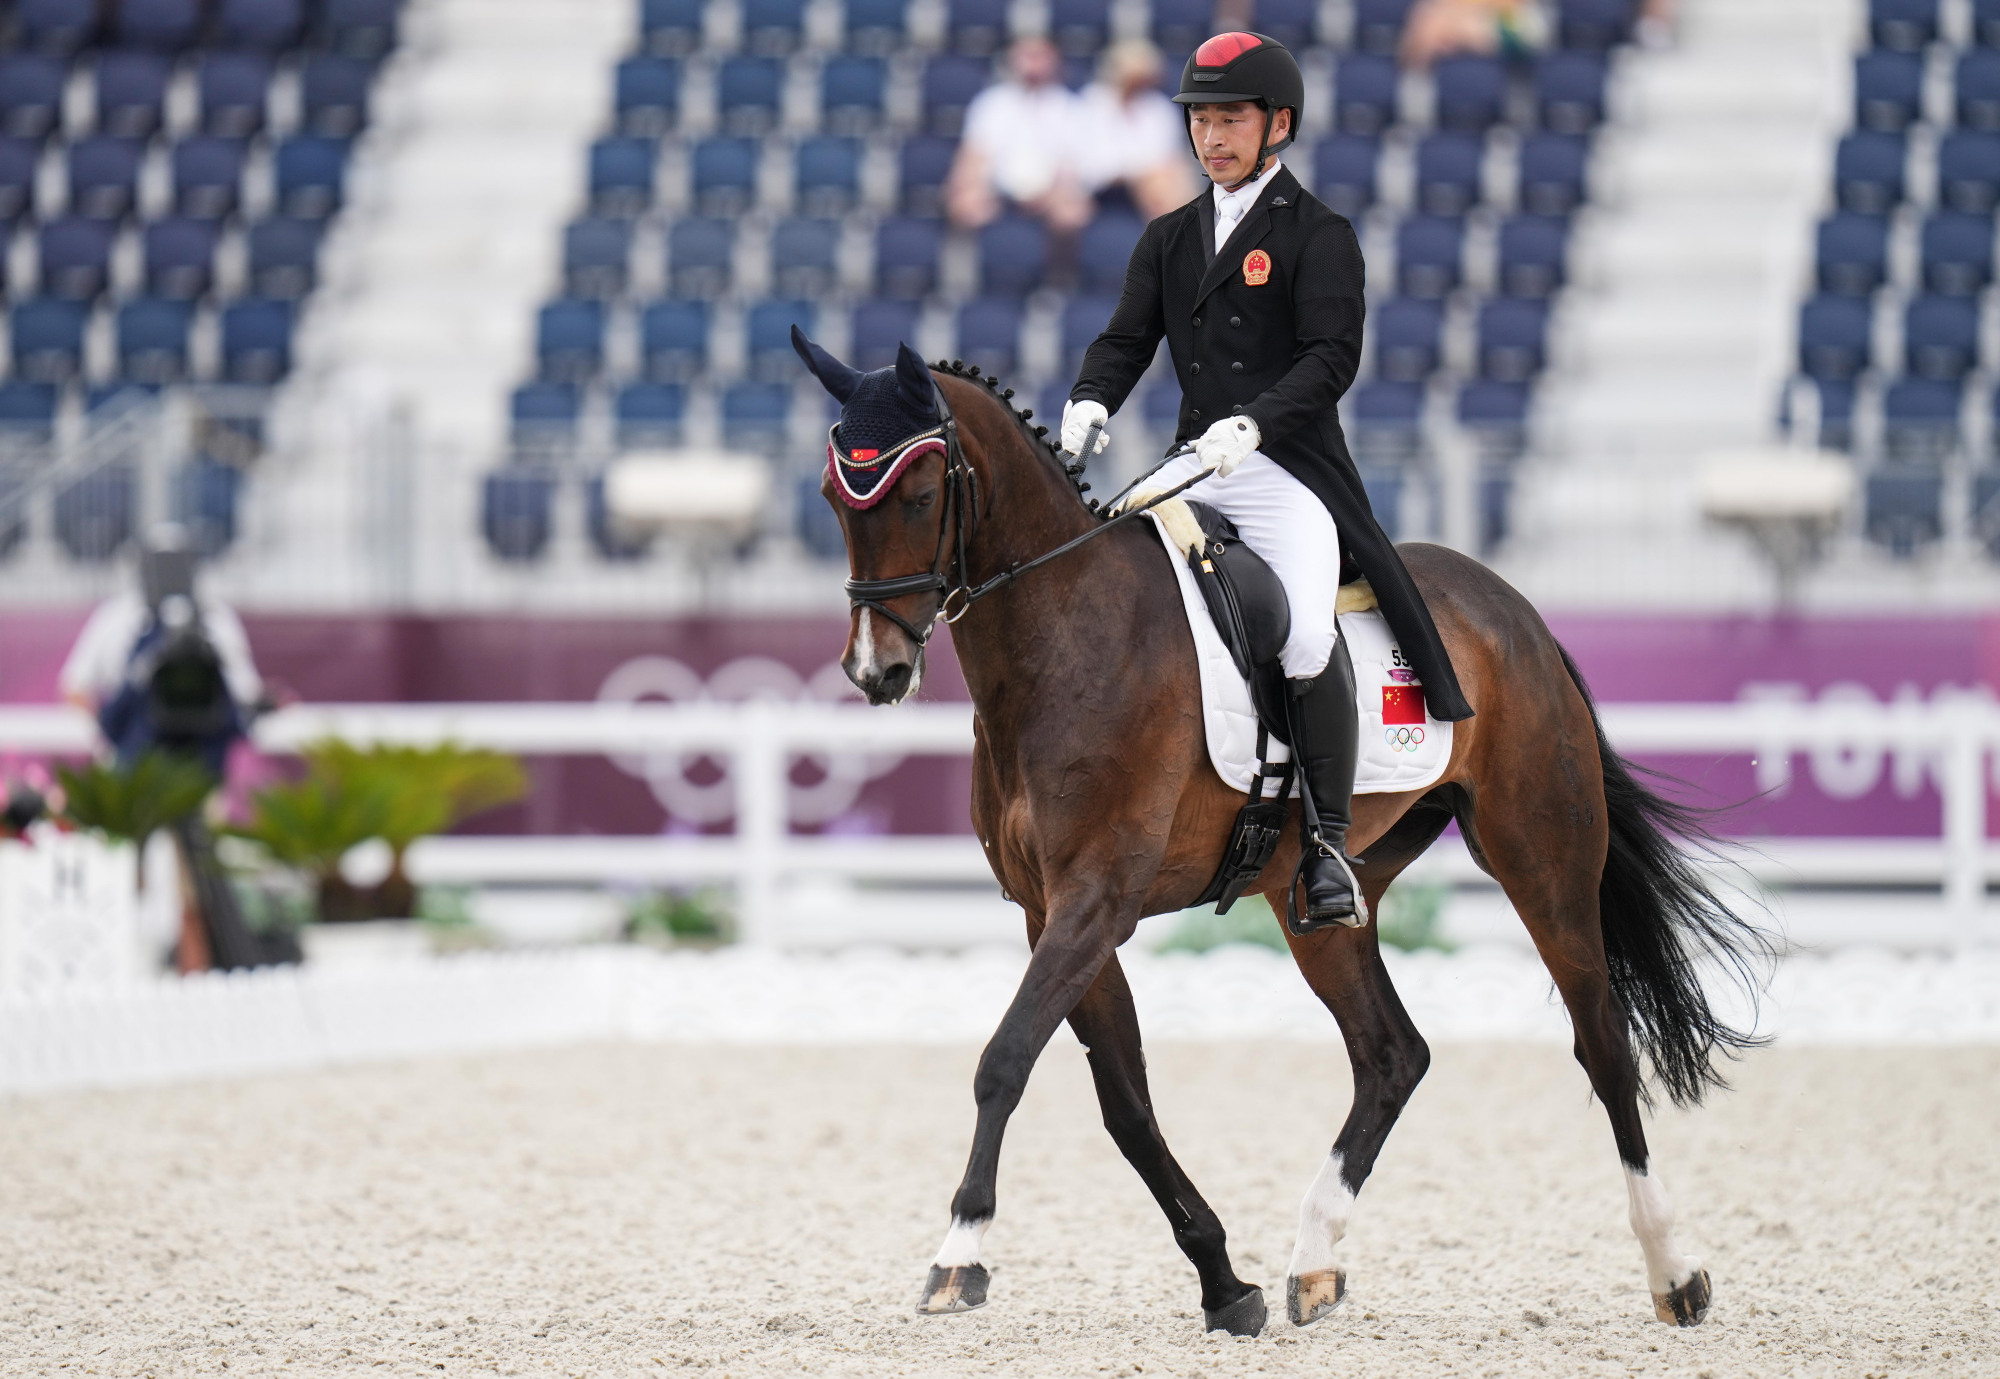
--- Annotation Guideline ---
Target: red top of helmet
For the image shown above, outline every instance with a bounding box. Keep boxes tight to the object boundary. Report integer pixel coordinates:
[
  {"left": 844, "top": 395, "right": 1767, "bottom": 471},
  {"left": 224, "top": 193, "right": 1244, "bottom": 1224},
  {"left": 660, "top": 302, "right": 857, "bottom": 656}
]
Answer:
[{"left": 1193, "top": 31, "right": 1263, "bottom": 66}]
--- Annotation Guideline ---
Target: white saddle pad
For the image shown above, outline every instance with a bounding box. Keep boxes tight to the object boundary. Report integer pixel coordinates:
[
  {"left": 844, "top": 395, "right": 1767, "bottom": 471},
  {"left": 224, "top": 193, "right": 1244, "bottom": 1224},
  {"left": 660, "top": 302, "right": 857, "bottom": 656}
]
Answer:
[{"left": 1146, "top": 508, "right": 1453, "bottom": 799}]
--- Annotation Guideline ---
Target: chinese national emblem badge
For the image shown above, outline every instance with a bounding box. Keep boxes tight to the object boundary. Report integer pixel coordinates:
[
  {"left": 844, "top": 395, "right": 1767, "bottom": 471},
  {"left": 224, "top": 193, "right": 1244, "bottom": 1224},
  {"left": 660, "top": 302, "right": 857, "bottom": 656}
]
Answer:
[{"left": 1242, "top": 249, "right": 1272, "bottom": 286}]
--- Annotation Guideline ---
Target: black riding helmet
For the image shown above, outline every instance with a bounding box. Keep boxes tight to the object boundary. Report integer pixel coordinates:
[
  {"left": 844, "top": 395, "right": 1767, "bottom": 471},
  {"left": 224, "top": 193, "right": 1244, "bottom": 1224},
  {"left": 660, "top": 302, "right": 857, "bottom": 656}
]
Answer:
[{"left": 1172, "top": 32, "right": 1304, "bottom": 190}]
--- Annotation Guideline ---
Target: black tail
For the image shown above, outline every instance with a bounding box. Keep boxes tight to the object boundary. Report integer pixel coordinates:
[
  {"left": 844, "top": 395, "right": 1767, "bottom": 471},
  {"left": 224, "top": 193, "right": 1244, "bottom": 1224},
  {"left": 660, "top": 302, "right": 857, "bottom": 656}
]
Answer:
[{"left": 1557, "top": 643, "right": 1776, "bottom": 1108}]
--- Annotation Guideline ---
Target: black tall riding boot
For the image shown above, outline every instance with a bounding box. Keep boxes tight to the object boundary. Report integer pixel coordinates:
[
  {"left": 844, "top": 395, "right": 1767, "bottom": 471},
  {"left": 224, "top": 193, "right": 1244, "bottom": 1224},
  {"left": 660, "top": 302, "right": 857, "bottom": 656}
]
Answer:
[{"left": 1284, "top": 635, "right": 1368, "bottom": 935}]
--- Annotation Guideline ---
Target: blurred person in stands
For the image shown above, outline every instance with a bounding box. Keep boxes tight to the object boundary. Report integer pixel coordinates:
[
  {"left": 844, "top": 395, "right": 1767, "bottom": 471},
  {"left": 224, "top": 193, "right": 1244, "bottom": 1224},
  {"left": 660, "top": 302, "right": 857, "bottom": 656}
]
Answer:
[
  {"left": 1401, "top": 0, "right": 1547, "bottom": 66},
  {"left": 1075, "top": 40, "right": 1200, "bottom": 220},
  {"left": 947, "top": 36, "right": 1094, "bottom": 232}
]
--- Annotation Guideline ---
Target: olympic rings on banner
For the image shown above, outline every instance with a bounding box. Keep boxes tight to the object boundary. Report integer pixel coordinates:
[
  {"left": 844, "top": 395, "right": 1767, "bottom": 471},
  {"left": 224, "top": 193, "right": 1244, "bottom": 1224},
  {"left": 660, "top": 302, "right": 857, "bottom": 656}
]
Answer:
[{"left": 1384, "top": 725, "right": 1427, "bottom": 753}]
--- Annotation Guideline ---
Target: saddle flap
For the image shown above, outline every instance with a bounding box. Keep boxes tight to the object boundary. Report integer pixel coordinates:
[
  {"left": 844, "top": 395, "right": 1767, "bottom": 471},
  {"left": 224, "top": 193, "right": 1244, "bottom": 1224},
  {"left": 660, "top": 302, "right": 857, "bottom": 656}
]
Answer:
[{"left": 1181, "top": 500, "right": 1291, "bottom": 682}]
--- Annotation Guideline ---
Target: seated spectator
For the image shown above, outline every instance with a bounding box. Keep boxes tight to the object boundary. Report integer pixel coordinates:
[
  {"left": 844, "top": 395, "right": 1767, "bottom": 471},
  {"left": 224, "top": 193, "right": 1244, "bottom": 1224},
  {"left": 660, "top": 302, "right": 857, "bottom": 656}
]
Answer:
[
  {"left": 1402, "top": 0, "right": 1546, "bottom": 67},
  {"left": 947, "top": 37, "right": 1092, "bottom": 233},
  {"left": 1075, "top": 41, "right": 1198, "bottom": 221}
]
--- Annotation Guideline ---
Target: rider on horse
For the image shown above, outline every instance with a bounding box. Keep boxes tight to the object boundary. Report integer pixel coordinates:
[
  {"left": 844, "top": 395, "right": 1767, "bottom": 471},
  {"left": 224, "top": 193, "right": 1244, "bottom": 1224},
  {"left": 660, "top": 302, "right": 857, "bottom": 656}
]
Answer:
[{"left": 1061, "top": 31, "right": 1474, "bottom": 933}]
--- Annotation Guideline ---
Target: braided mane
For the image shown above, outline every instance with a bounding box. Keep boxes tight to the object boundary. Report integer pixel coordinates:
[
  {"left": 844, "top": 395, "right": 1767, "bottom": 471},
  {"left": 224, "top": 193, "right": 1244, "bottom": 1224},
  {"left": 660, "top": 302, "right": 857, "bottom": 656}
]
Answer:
[{"left": 930, "top": 359, "right": 1104, "bottom": 517}]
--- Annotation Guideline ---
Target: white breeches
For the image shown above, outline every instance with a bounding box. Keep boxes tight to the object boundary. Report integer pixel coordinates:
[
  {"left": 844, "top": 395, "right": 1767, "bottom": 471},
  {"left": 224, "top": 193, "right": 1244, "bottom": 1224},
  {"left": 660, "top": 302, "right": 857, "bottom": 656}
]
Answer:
[{"left": 1148, "top": 448, "right": 1341, "bottom": 680}]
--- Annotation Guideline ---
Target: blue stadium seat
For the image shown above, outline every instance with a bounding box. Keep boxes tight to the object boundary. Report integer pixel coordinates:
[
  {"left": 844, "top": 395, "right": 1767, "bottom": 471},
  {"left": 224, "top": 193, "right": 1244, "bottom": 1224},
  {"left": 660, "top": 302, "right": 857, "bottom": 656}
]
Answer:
[
  {"left": 1373, "top": 296, "right": 1445, "bottom": 381},
  {"left": 11, "top": 299, "right": 88, "bottom": 381},
  {"left": 1937, "top": 130, "right": 2000, "bottom": 214},
  {"left": 54, "top": 465, "right": 137, "bottom": 562},
  {"left": 1361, "top": 463, "right": 1405, "bottom": 541},
  {"left": 1078, "top": 210, "right": 1143, "bottom": 294},
  {"left": 1060, "top": 294, "right": 1117, "bottom": 374},
  {"left": 1555, "top": 0, "right": 1636, "bottom": 51},
  {"left": 615, "top": 56, "right": 680, "bottom": 137},
  {"left": 221, "top": 298, "right": 293, "bottom": 382},
  {"left": 1345, "top": 379, "right": 1425, "bottom": 466},
  {"left": 1396, "top": 214, "right": 1464, "bottom": 299},
  {"left": 1458, "top": 377, "right": 1532, "bottom": 441},
  {"left": 1815, "top": 212, "right": 1889, "bottom": 296},
  {"left": 275, "top": 135, "right": 348, "bottom": 218},
  {"left": 198, "top": 52, "right": 271, "bottom": 137},
  {"left": 641, "top": 299, "right": 709, "bottom": 380},
  {"left": 718, "top": 56, "right": 784, "bottom": 135},
  {"left": 1979, "top": 0, "right": 2000, "bottom": 48},
  {"left": 946, "top": 0, "right": 1007, "bottom": 56},
  {"left": 957, "top": 297, "right": 1023, "bottom": 375},
  {"left": 0, "top": 54, "right": 65, "bottom": 140},
  {"left": 482, "top": 468, "right": 556, "bottom": 562},
  {"left": 1433, "top": 55, "right": 1506, "bottom": 132},
  {"left": 822, "top": 55, "right": 888, "bottom": 134},
  {"left": 247, "top": 216, "right": 321, "bottom": 299},
  {"left": 1535, "top": 51, "right": 1607, "bottom": 134},
  {"left": 1882, "top": 375, "right": 1961, "bottom": 466},
  {"left": 593, "top": 135, "right": 659, "bottom": 216},
  {"left": 39, "top": 218, "right": 115, "bottom": 299},
  {"left": 1855, "top": 50, "right": 1924, "bottom": 133},
  {"left": 68, "top": 137, "right": 143, "bottom": 220},
  {"left": 1865, "top": 469, "right": 1943, "bottom": 556},
  {"left": 845, "top": 0, "right": 909, "bottom": 54},
  {"left": 1904, "top": 293, "right": 1979, "bottom": 380},
  {"left": 1477, "top": 298, "right": 1550, "bottom": 381},
  {"left": 1922, "top": 211, "right": 1994, "bottom": 296},
  {"left": 172, "top": 458, "right": 242, "bottom": 557},
  {"left": 1334, "top": 53, "right": 1399, "bottom": 136},
  {"left": 796, "top": 470, "right": 846, "bottom": 559},
  {"left": 322, "top": 0, "right": 400, "bottom": 61},
  {"left": 689, "top": 135, "right": 753, "bottom": 216},
  {"left": 174, "top": 136, "right": 246, "bottom": 219},
  {"left": 1251, "top": 0, "right": 1317, "bottom": 48},
  {"left": 1780, "top": 376, "right": 1857, "bottom": 451},
  {"left": 1351, "top": 0, "right": 1414, "bottom": 55},
  {"left": 509, "top": 380, "right": 582, "bottom": 448},
  {"left": 1958, "top": 50, "right": 2000, "bottom": 131},
  {"left": 979, "top": 214, "right": 1050, "bottom": 296},
  {"left": 18, "top": 0, "right": 101, "bottom": 54},
  {"left": 536, "top": 299, "right": 605, "bottom": 382},
  {"left": 1150, "top": 0, "right": 1215, "bottom": 52},
  {"left": 116, "top": 297, "right": 193, "bottom": 383},
  {"left": 114, "top": 0, "right": 202, "bottom": 51},
  {"left": 849, "top": 298, "right": 922, "bottom": 371},
  {"left": 641, "top": 0, "right": 704, "bottom": 57},
  {"left": 303, "top": 54, "right": 374, "bottom": 137},
  {"left": 1833, "top": 130, "right": 1905, "bottom": 215},
  {"left": 743, "top": 0, "right": 807, "bottom": 55},
  {"left": 924, "top": 55, "right": 992, "bottom": 137},
  {"left": 0, "top": 381, "right": 60, "bottom": 445},
  {"left": 747, "top": 299, "right": 815, "bottom": 381},
  {"left": 722, "top": 381, "right": 792, "bottom": 450},
  {"left": 1143, "top": 380, "right": 1184, "bottom": 438},
  {"left": 96, "top": 50, "right": 170, "bottom": 139},
  {"left": 85, "top": 382, "right": 161, "bottom": 420},
  {"left": 667, "top": 216, "right": 733, "bottom": 298},
  {"left": 563, "top": 216, "right": 632, "bottom": 299},
  {"left": 898, "top": 134, "right": 957, "bottom": 216},
  {"left": 218, "top": 0, "right": 303, "bottom": 50},
  {"left": 0, "top": 140, "right": 37, "bottom": 224},
  {"left": 614, "top": 380, "right": 687, "bottom": 447},
  {"left": 1415, "top": 132, "right": 1484, "bottom": 217},
  {"left": 875, "top": 215, "right": 944, "bottom": 299},
  {"left": 1049, "top": 0, "right": 1111, "bottom": 55},
  {"left": 1496, "top": 214, "right": 1569, "bottom": 298},
  {"left": 1871, "top": 0, "right": 1939, "bottom": 52},
  {"left": 1518, "top": 132, "right": 1588, "bottom": 216},
  {"left": 1797, "top": 294, "right": 1873, "bottom": 382},
  {"left": 771, "top": 216, "right": 841, "bottom": 298},
  {"left": 585, "top": 474, "right": 652, "bottom": 561},
  {"left": 797, "top": 136, "right": 862, "bottom": 215},
  {"left": 1310, "top": 134, "right": 1379, "bottom": 219}
]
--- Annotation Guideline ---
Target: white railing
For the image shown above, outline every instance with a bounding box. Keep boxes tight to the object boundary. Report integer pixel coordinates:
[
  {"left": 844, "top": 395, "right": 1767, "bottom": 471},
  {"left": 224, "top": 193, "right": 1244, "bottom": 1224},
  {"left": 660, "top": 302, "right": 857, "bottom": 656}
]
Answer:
[{"left": 3, "top": 698, "right": 1997, "bottom": 947}]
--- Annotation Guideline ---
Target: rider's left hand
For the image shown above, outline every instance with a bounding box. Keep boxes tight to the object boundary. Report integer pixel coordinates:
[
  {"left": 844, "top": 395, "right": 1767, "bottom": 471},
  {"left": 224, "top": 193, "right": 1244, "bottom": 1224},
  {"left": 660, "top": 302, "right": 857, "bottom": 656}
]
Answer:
[{"left": 1194, "top": 415, "right": 1259, "bottom": 477}]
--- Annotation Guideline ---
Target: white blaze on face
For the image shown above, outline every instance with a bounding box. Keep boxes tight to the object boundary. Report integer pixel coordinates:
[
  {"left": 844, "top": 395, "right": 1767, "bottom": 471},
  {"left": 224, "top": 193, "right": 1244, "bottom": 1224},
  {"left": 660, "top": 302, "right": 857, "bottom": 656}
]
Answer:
[
  {"left": 932, "top": 1215, "right": 990, "bottom": 1269},
  {"left": 1287, "top": 1151, "right": 1356, "bottom": 1279},
  {"left": 1624, "top": 1163, "right": 1701, "bottom": 1295},
  {"left": 852, "top": 606, "right": 877, "bottom": 679}
]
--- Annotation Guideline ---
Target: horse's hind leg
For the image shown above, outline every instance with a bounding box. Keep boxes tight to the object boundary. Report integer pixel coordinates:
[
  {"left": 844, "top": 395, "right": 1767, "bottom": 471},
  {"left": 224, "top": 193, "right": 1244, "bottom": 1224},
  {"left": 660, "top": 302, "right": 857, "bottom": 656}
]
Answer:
[{"left": 1064, "top": 951, "right": 1265, "bottom": 1335}]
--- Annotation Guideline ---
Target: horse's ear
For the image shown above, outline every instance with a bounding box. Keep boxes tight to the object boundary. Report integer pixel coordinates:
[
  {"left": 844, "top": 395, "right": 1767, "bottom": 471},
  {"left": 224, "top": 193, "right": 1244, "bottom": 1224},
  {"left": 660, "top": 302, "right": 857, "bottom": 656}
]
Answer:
[
  {"left": 792, "top": 325, "right": 863, "bottom": 403},
  {"left": 895, "top": 341, "right": 939, "bottom": 419}
]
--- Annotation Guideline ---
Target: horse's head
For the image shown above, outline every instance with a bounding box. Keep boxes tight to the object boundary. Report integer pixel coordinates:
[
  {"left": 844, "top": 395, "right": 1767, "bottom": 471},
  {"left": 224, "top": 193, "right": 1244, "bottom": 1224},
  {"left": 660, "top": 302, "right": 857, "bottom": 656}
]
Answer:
[{"left": 794, "top": 326, "right": 962, "bottom": 706}]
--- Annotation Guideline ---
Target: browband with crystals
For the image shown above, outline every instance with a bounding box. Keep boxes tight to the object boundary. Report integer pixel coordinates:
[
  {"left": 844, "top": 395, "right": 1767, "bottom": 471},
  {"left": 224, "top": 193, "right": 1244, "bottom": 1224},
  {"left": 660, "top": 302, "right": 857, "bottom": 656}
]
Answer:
[{"left": 825, "top": 423, "right": 948, "bottom": 509}]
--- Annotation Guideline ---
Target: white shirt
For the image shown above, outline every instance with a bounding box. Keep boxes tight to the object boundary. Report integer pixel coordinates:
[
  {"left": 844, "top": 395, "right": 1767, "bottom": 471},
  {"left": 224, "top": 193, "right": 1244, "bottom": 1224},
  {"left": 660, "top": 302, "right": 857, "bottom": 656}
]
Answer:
[
  {"left": 962, "top": 79, "right": 1084, "bottom": 203},
  {"left": 58, "top": 593, "right": 264, "bottom": 708},
  {"left": 1212, "top": 157, "right": 1283, "bottom": 252},
  {"left": 1071, "top": 83, "right": 1187, "bottom": 192}
]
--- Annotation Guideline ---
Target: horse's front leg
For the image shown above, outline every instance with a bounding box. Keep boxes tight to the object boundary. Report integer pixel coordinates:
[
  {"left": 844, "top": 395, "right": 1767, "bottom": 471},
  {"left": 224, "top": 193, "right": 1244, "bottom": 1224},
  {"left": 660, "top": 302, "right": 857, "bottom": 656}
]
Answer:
[{"left": 915, "top": 877, "right": 1138, "bottom": 1317}]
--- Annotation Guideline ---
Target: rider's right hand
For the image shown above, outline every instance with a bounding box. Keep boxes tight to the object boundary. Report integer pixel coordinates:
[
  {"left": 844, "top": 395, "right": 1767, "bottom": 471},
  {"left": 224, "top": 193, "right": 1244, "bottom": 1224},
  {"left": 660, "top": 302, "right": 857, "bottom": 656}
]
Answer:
[{"left": 1060, "top": 399, "right": 1111, "bottom": 457}]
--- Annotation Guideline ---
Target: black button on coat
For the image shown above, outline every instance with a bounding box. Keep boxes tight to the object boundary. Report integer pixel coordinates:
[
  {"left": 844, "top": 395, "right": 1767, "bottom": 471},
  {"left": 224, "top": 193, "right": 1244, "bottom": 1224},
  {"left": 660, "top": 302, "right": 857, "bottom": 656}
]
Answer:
[{"left": 1069, "top": 164, "right": 1473, "bottom": 722}]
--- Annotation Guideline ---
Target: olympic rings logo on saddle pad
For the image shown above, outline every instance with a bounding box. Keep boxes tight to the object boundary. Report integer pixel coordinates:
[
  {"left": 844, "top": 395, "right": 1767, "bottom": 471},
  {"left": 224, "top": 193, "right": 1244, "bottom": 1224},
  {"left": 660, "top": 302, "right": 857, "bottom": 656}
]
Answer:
[
  {"left": 826, "top": 424, "right": 948, "bottom": 509},
  {"left": 1384, "top": 725, "right": 1426, "bottom": 752}
]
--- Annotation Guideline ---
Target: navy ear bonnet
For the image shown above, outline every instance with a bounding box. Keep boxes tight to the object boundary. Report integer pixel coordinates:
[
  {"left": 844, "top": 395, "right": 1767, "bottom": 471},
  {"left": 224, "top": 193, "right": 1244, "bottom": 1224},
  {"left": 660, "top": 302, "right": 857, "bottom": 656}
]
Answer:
[{"left": 793, "top": 326, "right": 944, "bottom": 508}]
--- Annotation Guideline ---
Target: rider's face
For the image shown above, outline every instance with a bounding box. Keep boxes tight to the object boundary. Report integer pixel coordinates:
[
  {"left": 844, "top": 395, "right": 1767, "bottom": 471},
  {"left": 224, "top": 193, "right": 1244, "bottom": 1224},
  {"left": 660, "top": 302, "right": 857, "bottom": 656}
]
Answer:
[{"left": 1188, "top": 102, "right": 1290, "bottom": 186}]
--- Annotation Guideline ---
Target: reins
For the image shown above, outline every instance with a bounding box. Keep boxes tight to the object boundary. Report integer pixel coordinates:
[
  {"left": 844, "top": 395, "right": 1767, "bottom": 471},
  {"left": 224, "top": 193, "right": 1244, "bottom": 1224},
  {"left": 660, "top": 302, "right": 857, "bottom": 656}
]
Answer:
[{"left": 841, "top": 381, "right": 1211, "bottom": 643}]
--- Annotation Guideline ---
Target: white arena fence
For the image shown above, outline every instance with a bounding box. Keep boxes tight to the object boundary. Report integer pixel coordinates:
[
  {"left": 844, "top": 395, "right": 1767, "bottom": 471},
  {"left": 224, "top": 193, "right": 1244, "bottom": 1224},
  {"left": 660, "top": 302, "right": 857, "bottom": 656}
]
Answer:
[{"left": 2, "top": 696, "right": 1998, "bottom": 948}]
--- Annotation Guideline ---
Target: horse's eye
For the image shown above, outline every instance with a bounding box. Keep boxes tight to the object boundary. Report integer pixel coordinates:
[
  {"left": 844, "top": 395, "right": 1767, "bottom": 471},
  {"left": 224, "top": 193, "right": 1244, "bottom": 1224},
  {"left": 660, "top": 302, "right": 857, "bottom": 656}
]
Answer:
[{"left": 909, "top": 491, "right": 936, "bottom": 511}]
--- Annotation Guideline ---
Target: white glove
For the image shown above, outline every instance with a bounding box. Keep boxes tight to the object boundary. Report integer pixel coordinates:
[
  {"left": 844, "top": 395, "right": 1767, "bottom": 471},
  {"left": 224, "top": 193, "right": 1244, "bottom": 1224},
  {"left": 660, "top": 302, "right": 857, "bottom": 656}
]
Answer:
[
  {"left": 1059, "top": 398, "right": 1111, "bottom": 457},
  {"left": 1193, "top": 415, "right": 1259, "bottom": 477}
]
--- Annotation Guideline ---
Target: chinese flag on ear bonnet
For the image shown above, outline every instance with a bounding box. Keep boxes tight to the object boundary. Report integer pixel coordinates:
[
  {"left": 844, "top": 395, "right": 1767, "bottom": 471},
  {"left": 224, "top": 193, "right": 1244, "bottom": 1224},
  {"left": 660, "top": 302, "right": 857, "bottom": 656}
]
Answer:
[{"left": 1171, "top": 31, "right": 1304, "bottom": 151}]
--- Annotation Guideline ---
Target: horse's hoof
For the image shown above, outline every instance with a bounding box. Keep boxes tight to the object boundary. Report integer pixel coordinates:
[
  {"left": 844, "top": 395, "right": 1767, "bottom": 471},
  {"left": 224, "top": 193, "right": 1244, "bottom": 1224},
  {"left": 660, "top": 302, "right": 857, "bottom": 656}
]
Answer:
[
  {"left": 916, "top": 1263, "right": 989, "bottom": 1315},
  {"left": 1286, "top": 1268, "right": 1347, "bottom": 1326},
  {"left": 1653, "top": 1269, "right": 1712, "bottom": 1327},
  {"left": 1203, "top": 1286, "right": 1267, "bottom": 1337}
]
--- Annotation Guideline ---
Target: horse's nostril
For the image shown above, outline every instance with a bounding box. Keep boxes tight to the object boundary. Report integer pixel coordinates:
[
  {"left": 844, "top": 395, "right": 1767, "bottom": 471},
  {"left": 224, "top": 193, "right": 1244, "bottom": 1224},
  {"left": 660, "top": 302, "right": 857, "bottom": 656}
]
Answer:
[{"left": 878, "top": 662, "right": 913, "bottom": 700}]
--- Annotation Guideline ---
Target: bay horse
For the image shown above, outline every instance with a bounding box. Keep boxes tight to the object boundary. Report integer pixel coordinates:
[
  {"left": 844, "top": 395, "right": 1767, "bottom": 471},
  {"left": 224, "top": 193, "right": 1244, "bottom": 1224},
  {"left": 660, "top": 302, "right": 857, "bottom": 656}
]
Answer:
[{"left": 801, "top": 340, "right": 1767, "bottom": 1337}]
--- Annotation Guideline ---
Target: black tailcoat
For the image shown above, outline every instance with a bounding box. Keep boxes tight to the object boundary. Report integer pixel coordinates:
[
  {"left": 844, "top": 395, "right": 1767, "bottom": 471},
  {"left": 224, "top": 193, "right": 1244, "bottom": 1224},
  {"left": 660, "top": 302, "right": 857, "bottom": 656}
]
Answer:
[{"left": 1070, "top": 164, "right": 1473, "bottom": 722}]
